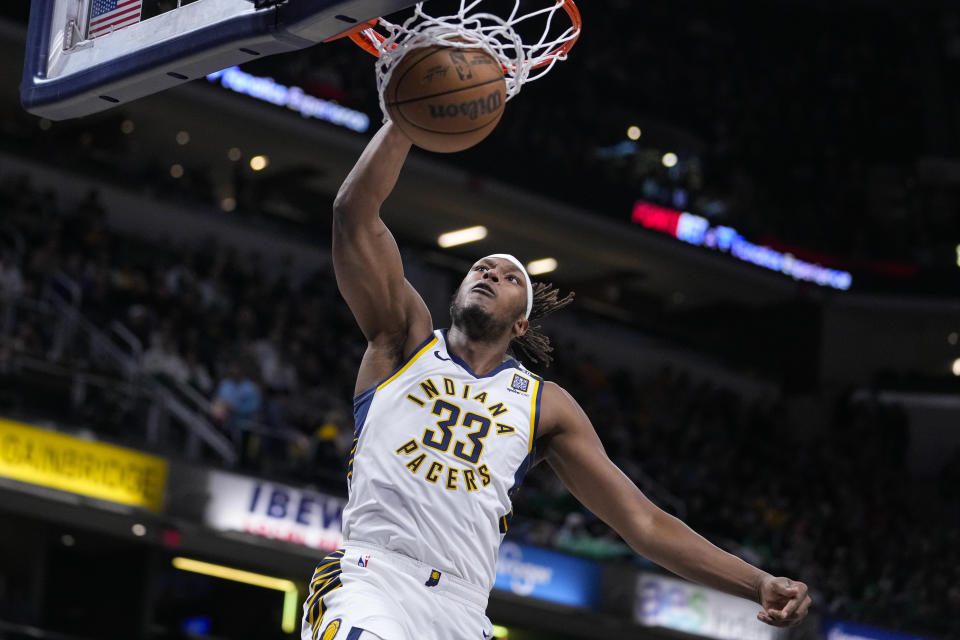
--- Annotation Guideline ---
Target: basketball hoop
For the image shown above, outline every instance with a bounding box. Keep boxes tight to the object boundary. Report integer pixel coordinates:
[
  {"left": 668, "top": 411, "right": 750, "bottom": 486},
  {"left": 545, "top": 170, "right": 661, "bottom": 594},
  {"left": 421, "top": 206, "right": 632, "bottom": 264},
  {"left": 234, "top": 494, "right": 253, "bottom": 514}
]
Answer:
[{"left": 330, "top": 0, "right": 581, "bottom": 120}]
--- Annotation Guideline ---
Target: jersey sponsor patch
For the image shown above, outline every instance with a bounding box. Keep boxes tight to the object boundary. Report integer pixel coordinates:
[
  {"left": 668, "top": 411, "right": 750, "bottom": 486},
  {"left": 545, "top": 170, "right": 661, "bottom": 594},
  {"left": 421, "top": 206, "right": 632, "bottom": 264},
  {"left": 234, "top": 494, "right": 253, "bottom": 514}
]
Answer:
[
  {"left": 510, "top": 373, "right": 530, "bottom": 393},
  {"left": 425, "top": 569, "right": 442, "bottom": 587}
]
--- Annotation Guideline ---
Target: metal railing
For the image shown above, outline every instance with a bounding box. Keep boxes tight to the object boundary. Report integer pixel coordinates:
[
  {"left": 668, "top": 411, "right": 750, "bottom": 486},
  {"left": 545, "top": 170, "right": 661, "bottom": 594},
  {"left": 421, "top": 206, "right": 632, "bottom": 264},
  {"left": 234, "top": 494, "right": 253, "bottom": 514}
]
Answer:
[{"left": 0, "top": 288, "right": 236, "bottom": 466}]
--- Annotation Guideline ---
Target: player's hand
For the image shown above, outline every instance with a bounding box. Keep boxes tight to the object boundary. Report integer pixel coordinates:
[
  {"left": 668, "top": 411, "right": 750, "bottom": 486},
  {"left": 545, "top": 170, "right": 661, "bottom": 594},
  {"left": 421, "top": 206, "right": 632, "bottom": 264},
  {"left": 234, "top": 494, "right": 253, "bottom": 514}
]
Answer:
[{"left": 756, "top": 575, "right": 811, "bottom": 627}]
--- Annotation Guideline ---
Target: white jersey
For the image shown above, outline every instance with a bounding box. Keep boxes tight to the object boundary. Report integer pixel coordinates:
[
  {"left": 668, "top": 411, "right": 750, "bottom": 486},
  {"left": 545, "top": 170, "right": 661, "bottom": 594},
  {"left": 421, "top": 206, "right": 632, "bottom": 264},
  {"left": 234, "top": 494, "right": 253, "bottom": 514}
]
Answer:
[{"left": 341, "top": 329, "right": 543, "bottom": 592}]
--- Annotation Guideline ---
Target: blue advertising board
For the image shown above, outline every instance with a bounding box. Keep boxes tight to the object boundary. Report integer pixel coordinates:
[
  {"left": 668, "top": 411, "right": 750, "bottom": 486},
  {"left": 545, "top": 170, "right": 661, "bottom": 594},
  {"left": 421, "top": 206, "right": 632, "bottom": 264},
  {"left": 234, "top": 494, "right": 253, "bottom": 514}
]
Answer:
[
  {"left": 493, "top": 542, "right": 602, "bottom": 608},
  {"left": 823, "top": 619, "right": 930, "bottom": 640}
]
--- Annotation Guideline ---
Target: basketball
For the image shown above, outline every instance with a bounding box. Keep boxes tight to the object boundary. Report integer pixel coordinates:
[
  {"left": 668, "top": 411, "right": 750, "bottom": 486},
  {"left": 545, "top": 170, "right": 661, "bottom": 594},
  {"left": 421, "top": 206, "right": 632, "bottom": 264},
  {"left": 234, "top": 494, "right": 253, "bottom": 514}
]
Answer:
[{"left": 384, "top": 44, "right": 507, "bottom": 153}]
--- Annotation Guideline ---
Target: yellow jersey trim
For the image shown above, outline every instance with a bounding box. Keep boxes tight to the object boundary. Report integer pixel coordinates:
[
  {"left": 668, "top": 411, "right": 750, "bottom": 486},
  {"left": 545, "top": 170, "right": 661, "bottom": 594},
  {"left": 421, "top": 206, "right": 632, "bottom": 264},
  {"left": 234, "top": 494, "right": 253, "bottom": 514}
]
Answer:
[
  {"left": 376, "top": 336, "right": 439, "bottom": 391},
  {"left": 528, "top": 377, "right": 540, "bottom": 452}
]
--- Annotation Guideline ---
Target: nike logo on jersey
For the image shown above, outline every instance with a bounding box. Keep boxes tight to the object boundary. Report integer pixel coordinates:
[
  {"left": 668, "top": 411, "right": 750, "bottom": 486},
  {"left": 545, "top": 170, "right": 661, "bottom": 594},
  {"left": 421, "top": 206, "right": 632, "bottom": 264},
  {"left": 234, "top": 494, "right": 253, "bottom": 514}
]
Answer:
[{"left": 434, "top": 351, "right": 450, "bottom": 361}]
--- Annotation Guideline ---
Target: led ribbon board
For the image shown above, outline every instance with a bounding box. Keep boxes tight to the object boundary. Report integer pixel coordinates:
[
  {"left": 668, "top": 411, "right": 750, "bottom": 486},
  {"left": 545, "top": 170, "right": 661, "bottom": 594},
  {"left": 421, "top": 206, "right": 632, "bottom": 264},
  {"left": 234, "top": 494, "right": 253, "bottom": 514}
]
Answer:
[
  {"left": 206, "top": 66, "right": 370, "bottom": 132},
  {"left": 631, "top": 201, "right": 853, "bottom": 291}
]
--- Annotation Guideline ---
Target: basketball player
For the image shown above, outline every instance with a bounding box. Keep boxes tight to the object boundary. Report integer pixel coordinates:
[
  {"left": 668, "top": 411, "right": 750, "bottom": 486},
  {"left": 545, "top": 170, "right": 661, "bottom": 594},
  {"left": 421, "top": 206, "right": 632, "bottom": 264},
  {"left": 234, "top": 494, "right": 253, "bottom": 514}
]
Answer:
[{"left": 302, "top": 123, "right": 812, "bottom": 640}]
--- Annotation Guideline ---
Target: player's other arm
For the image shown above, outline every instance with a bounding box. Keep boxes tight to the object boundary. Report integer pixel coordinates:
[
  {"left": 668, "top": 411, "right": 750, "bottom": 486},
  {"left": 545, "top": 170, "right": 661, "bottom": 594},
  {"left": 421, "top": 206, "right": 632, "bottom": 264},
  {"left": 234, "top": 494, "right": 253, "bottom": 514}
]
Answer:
[
  {"left": 538, "top": 382, "right": 811, "bottom": 627},
  {"left": 332, "top": 123, "right": 432, "bottom": 384}
]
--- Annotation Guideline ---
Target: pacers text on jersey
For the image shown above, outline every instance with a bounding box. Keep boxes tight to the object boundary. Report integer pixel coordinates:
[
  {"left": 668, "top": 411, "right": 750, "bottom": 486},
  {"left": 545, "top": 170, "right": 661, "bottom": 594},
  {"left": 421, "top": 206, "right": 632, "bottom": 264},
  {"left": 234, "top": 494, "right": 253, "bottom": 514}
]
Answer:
[{"left": 394, "top": 375, "right": 520, "bottom": 491}]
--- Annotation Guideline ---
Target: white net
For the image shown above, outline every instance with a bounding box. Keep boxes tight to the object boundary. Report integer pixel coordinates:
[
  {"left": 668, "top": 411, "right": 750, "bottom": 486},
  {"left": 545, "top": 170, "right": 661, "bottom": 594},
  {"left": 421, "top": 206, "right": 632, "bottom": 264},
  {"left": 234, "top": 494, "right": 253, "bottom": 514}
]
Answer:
[{"left": 355, "top": 0, "right": 581, "bottom": 121}]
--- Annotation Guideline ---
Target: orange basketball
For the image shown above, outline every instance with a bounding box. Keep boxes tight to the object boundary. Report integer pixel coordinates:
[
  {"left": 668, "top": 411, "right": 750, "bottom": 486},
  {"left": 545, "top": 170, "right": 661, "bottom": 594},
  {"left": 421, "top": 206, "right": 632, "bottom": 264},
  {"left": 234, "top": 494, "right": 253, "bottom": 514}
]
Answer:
[{"left": 384, "top": 45, "right": 506, "bottom": 153}]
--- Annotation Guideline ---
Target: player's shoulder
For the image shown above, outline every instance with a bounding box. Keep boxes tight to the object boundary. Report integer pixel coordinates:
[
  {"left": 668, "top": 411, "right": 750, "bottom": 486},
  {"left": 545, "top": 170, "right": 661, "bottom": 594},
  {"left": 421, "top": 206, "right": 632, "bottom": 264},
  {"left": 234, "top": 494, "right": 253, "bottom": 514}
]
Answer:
[
  {"left": 534, "top": 379, "right": 582, "bottom": 439},
  {"left": 539, "top": 380, "right": 577, "bottom": 407}
]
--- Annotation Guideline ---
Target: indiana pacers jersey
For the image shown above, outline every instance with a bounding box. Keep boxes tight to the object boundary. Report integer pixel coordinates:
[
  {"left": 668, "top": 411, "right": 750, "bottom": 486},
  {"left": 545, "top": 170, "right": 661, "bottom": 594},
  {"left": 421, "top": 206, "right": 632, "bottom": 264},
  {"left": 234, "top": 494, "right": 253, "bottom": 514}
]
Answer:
[{"left": 341, "top": 328, "right": 542, "bottom": 593}]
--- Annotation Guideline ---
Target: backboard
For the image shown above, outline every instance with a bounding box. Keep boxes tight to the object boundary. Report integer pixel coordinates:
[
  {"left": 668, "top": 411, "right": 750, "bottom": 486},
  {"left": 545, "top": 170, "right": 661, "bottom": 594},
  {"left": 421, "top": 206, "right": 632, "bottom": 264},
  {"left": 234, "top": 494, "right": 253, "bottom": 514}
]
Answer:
[{"left": 21, "top": 0, "right": 417, "bottom": 120}]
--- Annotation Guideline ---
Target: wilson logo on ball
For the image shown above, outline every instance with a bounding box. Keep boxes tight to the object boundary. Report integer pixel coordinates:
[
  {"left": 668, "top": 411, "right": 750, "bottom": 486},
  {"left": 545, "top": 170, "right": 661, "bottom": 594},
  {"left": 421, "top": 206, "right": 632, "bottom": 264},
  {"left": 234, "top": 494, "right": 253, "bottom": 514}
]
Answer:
[{"left": 428, "top": 90, "right": 503, "bottom": 121}]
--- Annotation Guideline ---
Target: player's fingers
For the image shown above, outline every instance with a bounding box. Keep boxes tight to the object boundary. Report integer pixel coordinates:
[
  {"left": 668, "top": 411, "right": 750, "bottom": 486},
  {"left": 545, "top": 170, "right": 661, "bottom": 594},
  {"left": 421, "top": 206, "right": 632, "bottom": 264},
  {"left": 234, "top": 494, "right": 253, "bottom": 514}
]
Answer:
[
  {"left": 759, "top": 611, "right": 791, "bottom": 628},
  {"left": 793, "top": 595, "right": 812, "bottom": 619},
  {"left": 778, "top": 582, "right": 808, "bottom": 619},
  {"left": 773, "top": 595, "right": 812, "bottom": 627},
  {"left": 774, "top": 578, "right": 801, "bottom": 596}
]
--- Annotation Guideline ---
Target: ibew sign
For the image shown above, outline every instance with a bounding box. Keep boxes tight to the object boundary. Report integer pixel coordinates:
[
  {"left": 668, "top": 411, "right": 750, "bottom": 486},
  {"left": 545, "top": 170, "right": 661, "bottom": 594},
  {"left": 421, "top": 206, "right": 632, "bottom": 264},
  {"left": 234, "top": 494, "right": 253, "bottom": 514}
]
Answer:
[
  {"left": 494, "top": 542, "right": 601, "bottom": 608},
  {"left": 203, "top": 470, "right": 344, "bottom": 550}
]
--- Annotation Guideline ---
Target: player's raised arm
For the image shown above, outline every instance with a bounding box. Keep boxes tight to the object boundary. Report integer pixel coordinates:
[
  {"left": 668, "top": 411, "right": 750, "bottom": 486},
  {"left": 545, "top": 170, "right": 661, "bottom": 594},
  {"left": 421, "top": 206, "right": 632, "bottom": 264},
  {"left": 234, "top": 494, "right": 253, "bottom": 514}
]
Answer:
[
  {"left": 332, "top": 123, "right": 432, "bottom": 356},
  {"left": 537, "top": 382, "right": 812, "bottom": 628}
]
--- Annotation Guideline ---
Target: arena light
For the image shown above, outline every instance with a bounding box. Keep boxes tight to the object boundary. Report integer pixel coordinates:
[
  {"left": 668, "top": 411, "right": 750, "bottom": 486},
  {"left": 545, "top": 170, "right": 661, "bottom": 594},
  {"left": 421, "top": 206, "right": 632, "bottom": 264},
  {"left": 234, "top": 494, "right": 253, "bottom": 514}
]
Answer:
[
  {"left": 526, "top": 258, "right": 558, "bottom": 275},
  {"left": 438, "top": 226, "right": 488, "bottom": 248},
  {"left": 662, "top": 152, "right": 678, "bottom": 168},
  {"left": 227, "top": 147, "right": 242, "bottom": 162},
  {"left": 170, "top": 164, "right": 184, "bottom": 179},
  {"left": 949, "top": 332, "right": 958, "bottom": 346},
  {"left": 176, "top": 130, "right": 190, "bottom": 146},
  {"left": 627, "top": 125, "right": 642, "bottom": 140},
  {"left": 953, "top": 358, "right": 960, "bottom": 377},
  {"left": 492, "top": 625, "right": 509, "bottom": 638},
  {"left": 172, "top": 557, "right": 299, "bottom": 633},
  {"left": 250, "top": 155, "right": 269, "bottom": 171},
  {"left": 955, "top": 244, "right": 960, "bottom": 268}
]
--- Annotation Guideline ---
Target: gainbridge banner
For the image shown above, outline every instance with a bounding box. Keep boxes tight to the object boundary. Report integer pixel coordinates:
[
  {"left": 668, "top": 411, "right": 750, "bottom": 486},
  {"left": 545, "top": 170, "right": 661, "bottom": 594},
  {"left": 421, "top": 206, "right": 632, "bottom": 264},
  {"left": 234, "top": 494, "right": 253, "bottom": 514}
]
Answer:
[{"left": 0, "top": 418, "right": 167, "bottom": 512}]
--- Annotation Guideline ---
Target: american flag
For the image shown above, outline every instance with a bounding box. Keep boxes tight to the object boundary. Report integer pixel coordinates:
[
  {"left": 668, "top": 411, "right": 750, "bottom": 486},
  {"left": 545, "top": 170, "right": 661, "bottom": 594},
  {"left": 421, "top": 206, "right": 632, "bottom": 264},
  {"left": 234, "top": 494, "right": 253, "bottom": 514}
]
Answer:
[{"left": 88, "top": 0, "right": 143, "bottom": 39}]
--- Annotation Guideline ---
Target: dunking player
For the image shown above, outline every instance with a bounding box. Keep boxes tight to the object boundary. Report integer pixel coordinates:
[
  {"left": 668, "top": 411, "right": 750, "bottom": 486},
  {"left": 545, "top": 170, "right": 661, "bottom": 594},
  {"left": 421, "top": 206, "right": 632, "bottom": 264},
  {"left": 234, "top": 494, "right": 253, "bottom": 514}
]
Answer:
[{"left": 301, "top": 123, "right": 812, "bottom": 640}]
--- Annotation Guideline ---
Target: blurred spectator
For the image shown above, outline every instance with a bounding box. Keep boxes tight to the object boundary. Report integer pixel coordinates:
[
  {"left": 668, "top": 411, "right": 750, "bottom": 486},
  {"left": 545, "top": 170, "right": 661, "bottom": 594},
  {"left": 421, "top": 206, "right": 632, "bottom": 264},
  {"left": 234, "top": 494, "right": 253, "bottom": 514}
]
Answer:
[
  {"left": 210, "top": 358, "right": 262, "bottom": 432},
  {"left": 0, "top": 252, "right": 24, "bottom": 297},
  {"left": 183, "top": 348, "right": 213, "bottom": 394},
  {"left": 142, "top": 330, "right": 189, "bottom": 384},
  {"left": 252, "top": 328, "right": 299, "bottom": 394}
]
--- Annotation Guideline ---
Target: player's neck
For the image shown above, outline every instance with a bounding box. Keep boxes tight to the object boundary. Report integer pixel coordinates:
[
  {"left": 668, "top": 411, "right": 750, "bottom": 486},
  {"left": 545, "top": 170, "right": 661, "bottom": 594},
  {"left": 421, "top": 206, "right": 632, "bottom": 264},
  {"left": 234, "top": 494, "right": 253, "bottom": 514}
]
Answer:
[{"left": 445, "top": 325, "right": 511, "bottom": 376}]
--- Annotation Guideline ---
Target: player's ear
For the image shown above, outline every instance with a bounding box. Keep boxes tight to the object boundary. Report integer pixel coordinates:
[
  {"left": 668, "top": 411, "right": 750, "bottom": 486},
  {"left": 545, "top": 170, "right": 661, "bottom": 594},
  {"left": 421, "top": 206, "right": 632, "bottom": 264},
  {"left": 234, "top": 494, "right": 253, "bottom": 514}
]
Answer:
[{"left": 512, "top": 316, "right": 529, "bottom": 338}]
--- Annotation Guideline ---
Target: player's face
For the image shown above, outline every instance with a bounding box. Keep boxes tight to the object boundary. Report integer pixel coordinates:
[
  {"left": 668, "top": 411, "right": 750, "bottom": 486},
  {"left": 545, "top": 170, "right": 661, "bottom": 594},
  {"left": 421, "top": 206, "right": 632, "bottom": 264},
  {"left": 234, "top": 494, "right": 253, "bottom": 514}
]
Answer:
[{"left": 449, "top": 258, "right": 528, "bottom": 339}]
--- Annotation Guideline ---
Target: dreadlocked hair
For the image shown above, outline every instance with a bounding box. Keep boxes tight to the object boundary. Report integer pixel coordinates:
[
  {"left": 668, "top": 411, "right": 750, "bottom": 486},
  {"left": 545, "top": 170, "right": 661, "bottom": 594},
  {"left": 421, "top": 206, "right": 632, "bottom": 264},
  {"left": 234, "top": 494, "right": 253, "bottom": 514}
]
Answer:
[{"left": 510, "top": 281, "right": 575, "bottom": 368}]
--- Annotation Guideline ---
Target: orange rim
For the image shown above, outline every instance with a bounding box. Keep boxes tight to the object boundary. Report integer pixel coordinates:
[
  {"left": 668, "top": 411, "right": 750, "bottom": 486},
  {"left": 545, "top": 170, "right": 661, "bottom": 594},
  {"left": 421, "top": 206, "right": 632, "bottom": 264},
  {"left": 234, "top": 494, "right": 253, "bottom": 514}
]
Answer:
[
  {"left": 323, "top": 18, "right": 379, "bottom": 45},
  {"left": 342, "top": 0, "right": 581, "bottom": 70}
]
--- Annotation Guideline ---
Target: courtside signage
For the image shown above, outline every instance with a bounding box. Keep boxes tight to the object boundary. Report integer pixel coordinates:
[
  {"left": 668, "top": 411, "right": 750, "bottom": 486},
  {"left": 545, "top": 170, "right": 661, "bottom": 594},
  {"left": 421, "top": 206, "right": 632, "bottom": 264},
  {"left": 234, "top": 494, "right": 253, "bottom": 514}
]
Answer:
[
  {"left": 631, "top": 201, "right": 853, "bottom": 290},
  {"left": 493, "top": 542, "right": 602, "bottom": 608},
  {"left": 0, "top": 418, "right": 167, "bottom": 511},
  {"left": 822, "top": 618, "right": 930, "bottom": 640},
  {"left": 203, "top": 470, "right": 345, "bottom": 550},
  {"left": 635, "top": 573, "right": 787, "bottom": 640}
]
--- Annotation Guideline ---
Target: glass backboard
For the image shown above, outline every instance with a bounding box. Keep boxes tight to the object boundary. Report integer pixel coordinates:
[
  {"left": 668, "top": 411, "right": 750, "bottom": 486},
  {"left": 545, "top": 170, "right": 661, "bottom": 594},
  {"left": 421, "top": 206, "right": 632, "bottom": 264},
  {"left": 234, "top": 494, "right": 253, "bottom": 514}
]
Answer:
[{"left": 22, "top": 0, "right": 417, "bottom": 120}]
